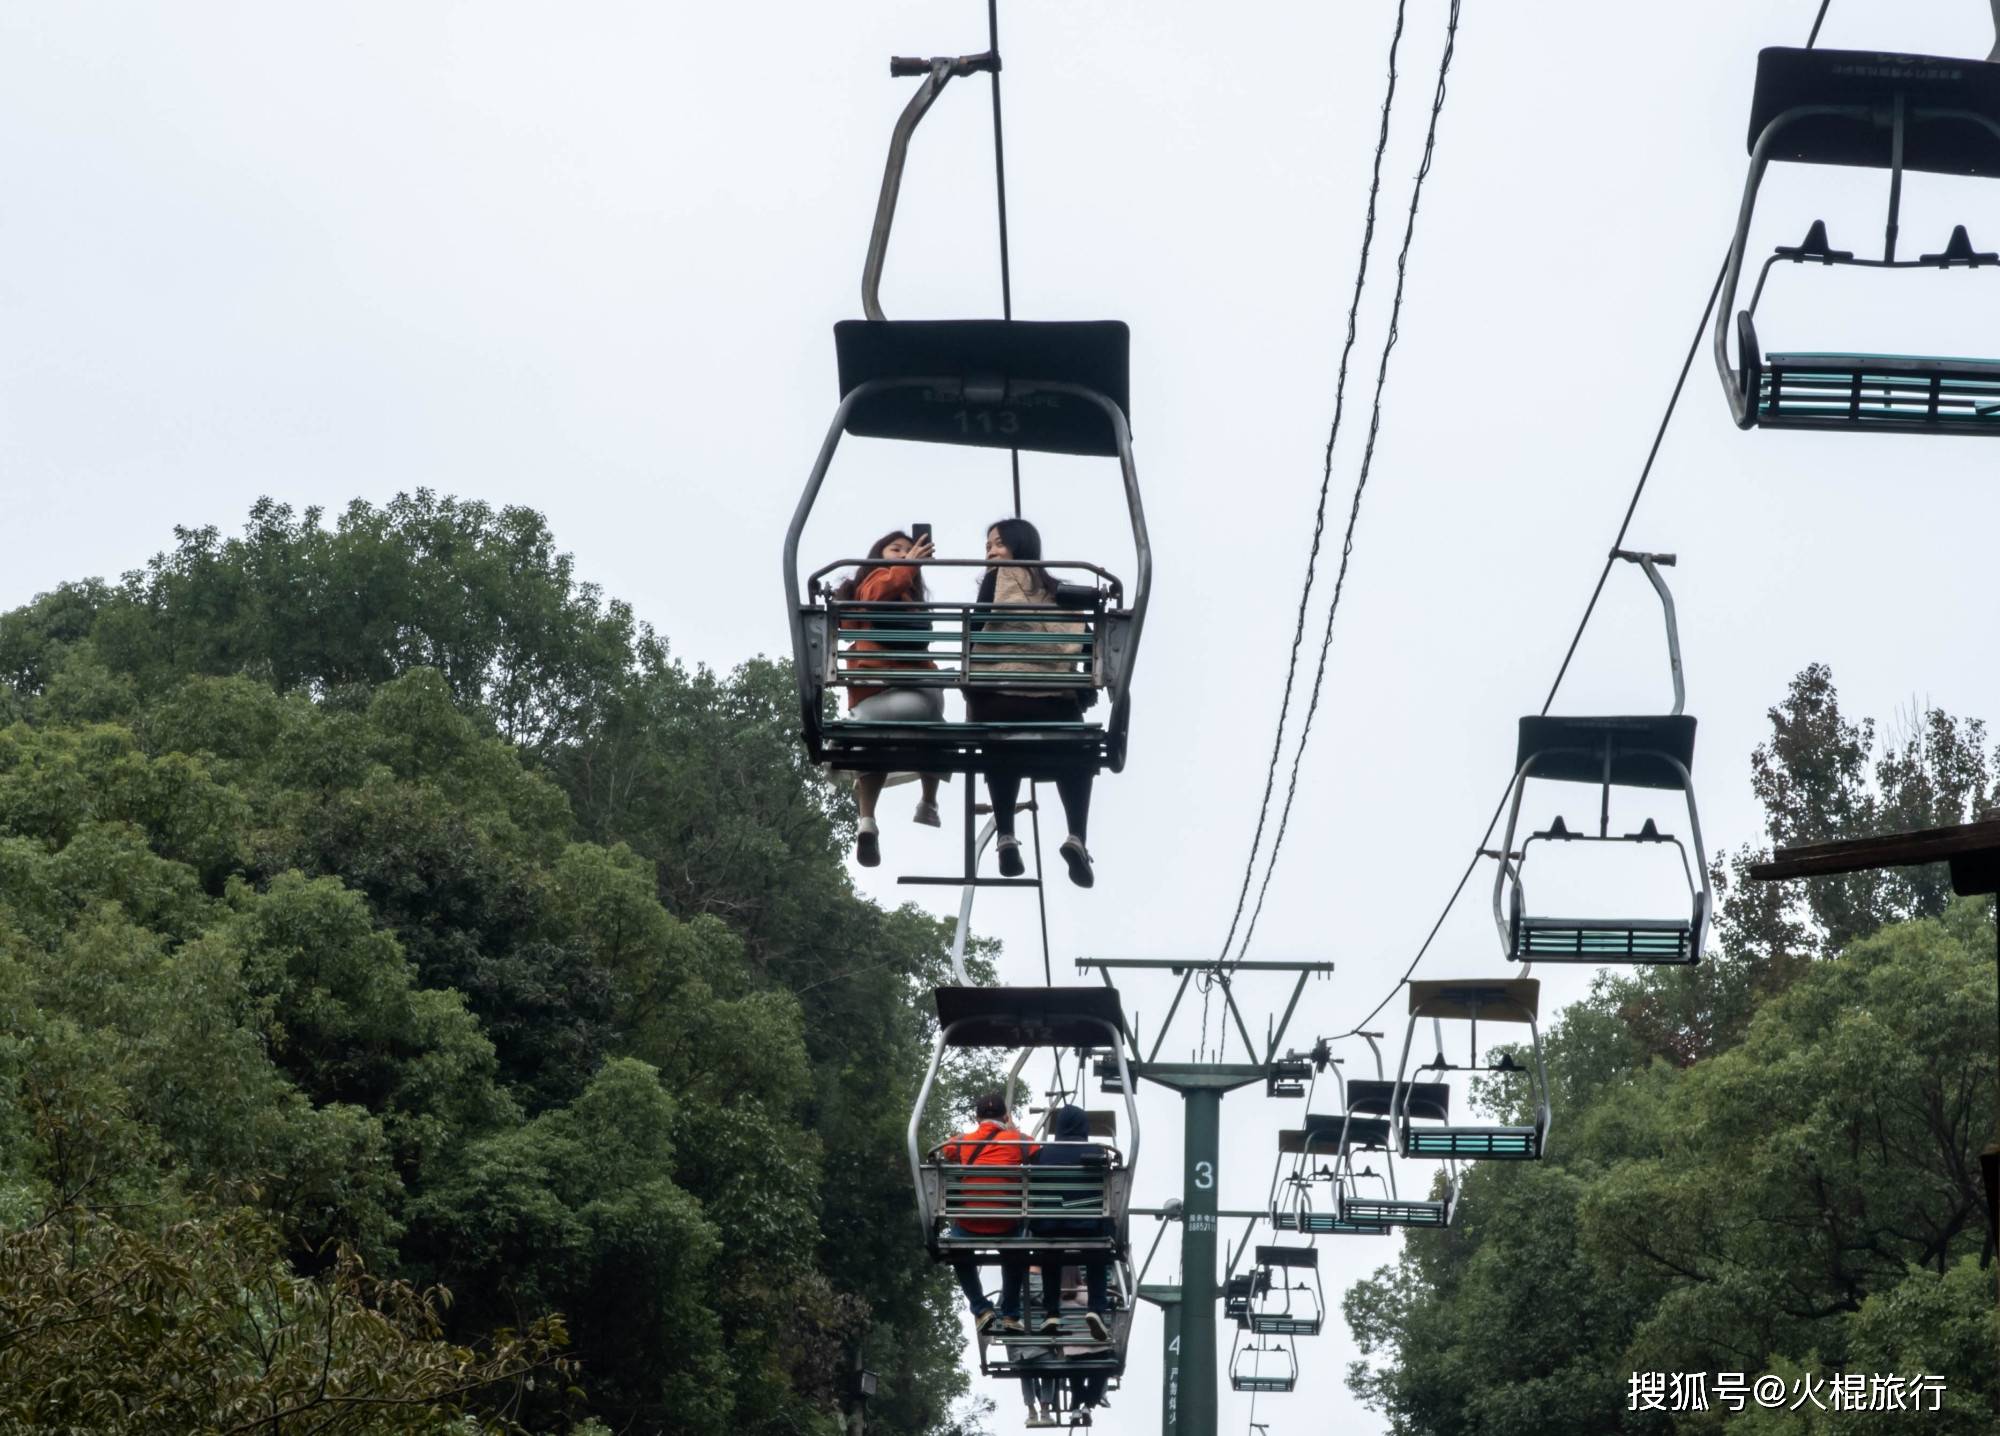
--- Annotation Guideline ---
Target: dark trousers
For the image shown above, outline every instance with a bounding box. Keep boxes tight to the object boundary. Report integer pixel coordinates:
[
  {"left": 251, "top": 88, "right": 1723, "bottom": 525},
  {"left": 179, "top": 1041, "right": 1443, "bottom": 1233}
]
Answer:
[
  {"left": 953, "top": 1255, "right": 1026, "bottom": 1318},
  {"left": 969, "top": 689, "right": 1094, "bottom": 841}
]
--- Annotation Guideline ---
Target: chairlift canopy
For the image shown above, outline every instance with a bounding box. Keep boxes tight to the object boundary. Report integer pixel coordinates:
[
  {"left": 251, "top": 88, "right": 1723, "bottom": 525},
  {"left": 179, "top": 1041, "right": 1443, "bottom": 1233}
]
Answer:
[
  {"left": 834, "top": 319, "right": 1132, "bottom": 456},
  {"left": 934, "top": 986, "right": 1129, "bottom": 1048},
  {"left": 1407, "top": 978, "right": 1540, "bottom": 1024},
  {"left": 1747, "top": 48, "right": 2000, "bottom": 176},
  {"left": 1516, "top": 715, "right": 1698, "bottom": 790},
  {"left": 1280, "top": 1114, "right": 1391, "bottom": 1155}
]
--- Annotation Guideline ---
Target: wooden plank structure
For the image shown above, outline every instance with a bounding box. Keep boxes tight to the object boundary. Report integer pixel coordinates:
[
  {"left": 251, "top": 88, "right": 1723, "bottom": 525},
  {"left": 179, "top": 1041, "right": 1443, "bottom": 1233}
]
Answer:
[{"left": 1749, "top": 818, "right": 2000, "bottom": 1313}]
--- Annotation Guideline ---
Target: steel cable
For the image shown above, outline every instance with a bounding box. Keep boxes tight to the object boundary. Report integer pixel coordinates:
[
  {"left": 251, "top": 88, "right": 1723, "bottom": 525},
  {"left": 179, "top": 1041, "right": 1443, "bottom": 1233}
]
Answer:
[{"left": 1213, "top": 0, "right": 1415, "bottom": 968}]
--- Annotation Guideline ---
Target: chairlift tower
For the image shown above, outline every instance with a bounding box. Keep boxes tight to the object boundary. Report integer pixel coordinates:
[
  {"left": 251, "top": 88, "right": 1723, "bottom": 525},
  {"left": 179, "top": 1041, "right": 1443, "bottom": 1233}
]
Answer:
[{"left": 1078, "top": 957, "right": 1333, "bottom": 1436}]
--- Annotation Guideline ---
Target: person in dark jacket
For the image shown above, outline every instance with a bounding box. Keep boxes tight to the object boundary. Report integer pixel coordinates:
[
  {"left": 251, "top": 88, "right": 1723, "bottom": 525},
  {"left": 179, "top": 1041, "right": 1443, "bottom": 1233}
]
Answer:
[{"left": 1027, "top": 1104, "right": 1112, "bottom": 1339}]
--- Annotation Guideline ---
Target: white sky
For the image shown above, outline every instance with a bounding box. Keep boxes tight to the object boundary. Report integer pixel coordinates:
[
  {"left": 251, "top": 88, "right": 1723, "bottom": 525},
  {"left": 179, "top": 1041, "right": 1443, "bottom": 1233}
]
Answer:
[{"left": 5, "top": 3, "right": 2000, "bottom": 1433}]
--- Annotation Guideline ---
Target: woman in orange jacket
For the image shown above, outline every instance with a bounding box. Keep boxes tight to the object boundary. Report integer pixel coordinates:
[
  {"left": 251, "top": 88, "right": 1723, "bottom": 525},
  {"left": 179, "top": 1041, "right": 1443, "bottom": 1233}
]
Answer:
[{"left": 836, "top": 529, "right": 947, "bottom": 867}]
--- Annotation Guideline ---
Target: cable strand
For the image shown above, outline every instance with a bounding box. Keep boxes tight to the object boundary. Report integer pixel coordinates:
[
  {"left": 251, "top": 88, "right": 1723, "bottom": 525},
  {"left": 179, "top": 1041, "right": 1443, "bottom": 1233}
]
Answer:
[
  {"left": 1231, "top": 0, "right": 1461, "bottom": 972},
  {"left": 1325, "top": 0, "right": 1836, "bottom": 1045},
  {"left": 1212, "top": 0, "right": 1413, "bottom": 968}
]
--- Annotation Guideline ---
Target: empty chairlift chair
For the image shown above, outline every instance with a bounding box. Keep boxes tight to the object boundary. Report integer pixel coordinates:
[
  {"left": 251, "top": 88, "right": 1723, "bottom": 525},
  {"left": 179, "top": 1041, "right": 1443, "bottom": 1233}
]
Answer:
[
  {"left": 1229, "top": 1329, "right": 1299, "bottom": 1395},
  {"left": 1268, "top": 1081, "right": 1393, "bottom": 1236},
  {"left": 1493, "top": 551, "right": 1710, "bottom": 965},
  {"left": 1336, "top": 1088, "right": 1456, "bottom": 1229},
  {"left": 1245, "top": 1247, "right": 1324, "bottom": 1337},
  {"left": 1394, "top": 980, "right": 1551, "bottom": 1161},
  {"left": 783, "top": 47, "right": 1151, "bottom": 881},
  {"left": 1714, "top": 44, "right": 2000, "bottom": 433},
  {"left": 908, "top": 986, "right": 1140, "bottom": 1380}
]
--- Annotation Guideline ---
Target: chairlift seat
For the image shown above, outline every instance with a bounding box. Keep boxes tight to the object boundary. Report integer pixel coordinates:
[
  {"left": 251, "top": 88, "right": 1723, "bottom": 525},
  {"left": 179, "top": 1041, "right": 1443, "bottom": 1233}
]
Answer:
[
  {"left": 1516, "top": 715, "right": 1697, "bottom": 789},
  {"left": 820, "top": 718, "right": 1111, "bottom": 779},
  {"left": 1754, "top": 351, "right": 2000, "bottom": 432},
  {"left": 1514, "top": 915, "right": 1696, "bottom": 964},
  {"left": 1747, "top": 49, "right": 2000, "bottom": 175},
  {"left": 934, "top": 986, "right": 1128, "bottom": 1048},
  {"left": 1279, "top": 1114, "right": 1390, "bottom": 1155},
  {"left": 1230, "top": 1372, "right": 1298, "bottom": 1394},
  {"left": 834, "top": 319, "right": 1132, "bottom": 457}
]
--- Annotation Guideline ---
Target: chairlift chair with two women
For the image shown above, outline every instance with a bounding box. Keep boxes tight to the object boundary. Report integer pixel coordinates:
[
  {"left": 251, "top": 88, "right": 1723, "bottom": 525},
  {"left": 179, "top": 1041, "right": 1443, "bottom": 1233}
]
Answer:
[{"left": 783, "top": 46, "right": 1152, "bottom": 883}]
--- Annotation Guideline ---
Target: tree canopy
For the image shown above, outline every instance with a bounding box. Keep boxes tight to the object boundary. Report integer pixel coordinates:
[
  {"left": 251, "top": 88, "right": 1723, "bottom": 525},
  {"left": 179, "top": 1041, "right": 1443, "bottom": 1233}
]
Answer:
[
  {"left": 0, "top": 492, "right": 986, "bottom": 1434},
  {"left": 1344, "top": 670, "right": 2000, "bottom": 1434}
]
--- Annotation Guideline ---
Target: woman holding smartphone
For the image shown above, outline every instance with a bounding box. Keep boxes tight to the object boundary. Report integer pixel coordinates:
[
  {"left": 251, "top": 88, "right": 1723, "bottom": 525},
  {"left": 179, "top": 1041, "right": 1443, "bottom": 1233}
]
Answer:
[
  {"left": 837, "top": 528, "right": 946, "bottom": 867},
  {"left": 969, "top": 517, "right": 1098, "bottom": 888}
]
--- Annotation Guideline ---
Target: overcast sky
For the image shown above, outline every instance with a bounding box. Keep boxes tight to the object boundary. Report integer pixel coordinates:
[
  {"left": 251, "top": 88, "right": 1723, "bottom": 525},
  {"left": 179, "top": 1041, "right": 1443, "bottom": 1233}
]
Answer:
[{"left": 6, "top": 2, "right": 2000, "bottom": 1433}]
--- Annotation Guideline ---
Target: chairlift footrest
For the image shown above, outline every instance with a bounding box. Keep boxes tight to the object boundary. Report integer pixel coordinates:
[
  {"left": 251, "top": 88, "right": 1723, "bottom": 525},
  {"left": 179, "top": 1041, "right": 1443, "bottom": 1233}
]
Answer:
[
  {"left": 1339, "top": 1197, "right": 1450, "bottom": 1228},
  {"left": 1246, "top": 1315, "right": 1322, "bottom": 1336},
  {"left": 1403, "top": 1127, "right": 1542, "bottom": 1160},
  {"left": 1512, "top": 919, "right": 1694, "bottom": 963}
]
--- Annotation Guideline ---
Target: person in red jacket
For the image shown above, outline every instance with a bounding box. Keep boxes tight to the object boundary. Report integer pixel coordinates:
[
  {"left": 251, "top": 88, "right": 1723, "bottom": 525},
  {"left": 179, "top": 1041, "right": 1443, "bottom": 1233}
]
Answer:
[
  {"left": 835, "top": 530, "right": 947, "bottom": 867},
  {"left": 941, "top": 1090, "right": 1037, "bottom": 1332}
]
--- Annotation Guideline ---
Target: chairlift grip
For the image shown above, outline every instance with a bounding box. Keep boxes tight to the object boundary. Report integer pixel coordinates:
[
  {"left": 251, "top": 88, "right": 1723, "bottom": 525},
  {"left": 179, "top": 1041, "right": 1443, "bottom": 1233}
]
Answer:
[{"left": 890, "top": 51, "right": 1000, "bottom": 79}]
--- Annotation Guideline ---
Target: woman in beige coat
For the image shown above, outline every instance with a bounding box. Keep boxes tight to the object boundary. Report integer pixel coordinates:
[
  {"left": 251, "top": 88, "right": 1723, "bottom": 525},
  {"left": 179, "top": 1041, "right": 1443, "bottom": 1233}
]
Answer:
[{"left": 969, "top": 518, "right": 1097, "bottom": 887}]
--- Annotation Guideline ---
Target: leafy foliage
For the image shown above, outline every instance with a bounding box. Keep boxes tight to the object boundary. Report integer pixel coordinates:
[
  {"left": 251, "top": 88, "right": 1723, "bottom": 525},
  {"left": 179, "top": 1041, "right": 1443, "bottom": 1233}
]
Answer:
[
  {"left": 0, "top": 495, "right": 978, "bottom": 1432},
  {"left": 1345, "top": 670, "right": 2000, "bottom": 1434}
]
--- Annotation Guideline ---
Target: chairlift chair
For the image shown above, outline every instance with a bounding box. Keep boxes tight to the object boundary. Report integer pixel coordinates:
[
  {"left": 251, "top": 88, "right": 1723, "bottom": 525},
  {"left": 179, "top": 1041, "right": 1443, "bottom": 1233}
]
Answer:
[
  {"left": 1245, "top": 1246, "right": 1325, "bottom": 1338},
  {"left": 1229, "top": 1329, "right": 1300, "bottom": 1394},
  {"left": 784, "top": 49, "right": 1152, "bottom": 884},
  {"left": 1269, "top": 1096, "right": 1393, "bottom": 1236},
  {"left": 908, "top": 987, "right": 1139, "bottom": 1379},
  {"left": 1714, "top": 44, "right": 2000, "bottom": 433},
  {"left": 1393, "top": 980, "right": 1551, "bottom": 1161},
  {"left": 1493, "top": 553, "right": 1710, "bottom": 965},
  {"left": 1335, "top": 1082, "right": 1457, "bottom": 1228}
]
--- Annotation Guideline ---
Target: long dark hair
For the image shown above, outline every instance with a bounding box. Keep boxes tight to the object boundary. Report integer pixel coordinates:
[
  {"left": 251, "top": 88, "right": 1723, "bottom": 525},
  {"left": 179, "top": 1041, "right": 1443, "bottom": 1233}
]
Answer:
[
  {"left": 836, "top": 530, "right": 926, "bottom": 602},
  {"left": 976, "top": 517, "right": 1043, "bottom": 606}
]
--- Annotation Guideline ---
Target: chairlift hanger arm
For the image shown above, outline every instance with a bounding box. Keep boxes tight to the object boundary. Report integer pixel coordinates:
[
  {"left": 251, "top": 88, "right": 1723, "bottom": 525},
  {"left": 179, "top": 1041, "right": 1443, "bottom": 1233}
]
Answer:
[
  {"left": 863, "top": 51, "right": 1001, "bottom": 321},
  {"left": 1610, "top": 549, "right": 1684, "bottom": 716}
]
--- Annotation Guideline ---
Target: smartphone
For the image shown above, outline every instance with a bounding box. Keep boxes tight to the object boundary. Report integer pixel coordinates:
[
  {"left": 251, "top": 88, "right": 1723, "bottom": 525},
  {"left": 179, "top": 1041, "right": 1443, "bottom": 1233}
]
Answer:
[{"left": 910, "top": 523, "right": 932, "bottom": 547}]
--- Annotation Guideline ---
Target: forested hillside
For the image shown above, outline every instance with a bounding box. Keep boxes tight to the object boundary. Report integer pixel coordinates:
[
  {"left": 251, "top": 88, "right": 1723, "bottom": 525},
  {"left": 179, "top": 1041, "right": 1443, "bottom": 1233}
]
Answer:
[
  {"left": 1345, "top": 668, "right": 2000, "bottom": 1434},
  {"left": 0, "top": 493, "right": 984, "bottom": 1435}
]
